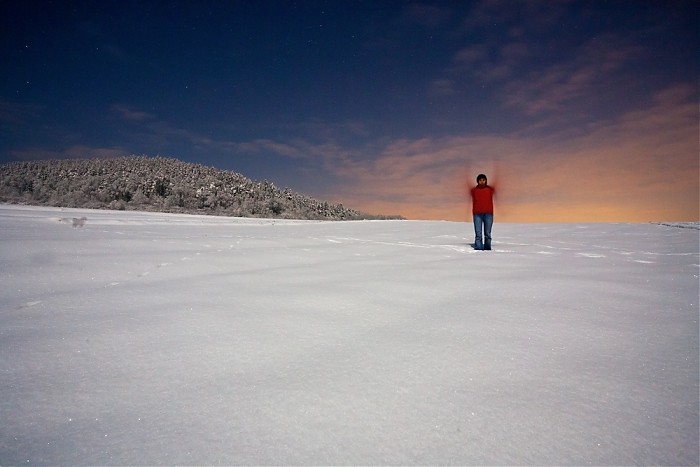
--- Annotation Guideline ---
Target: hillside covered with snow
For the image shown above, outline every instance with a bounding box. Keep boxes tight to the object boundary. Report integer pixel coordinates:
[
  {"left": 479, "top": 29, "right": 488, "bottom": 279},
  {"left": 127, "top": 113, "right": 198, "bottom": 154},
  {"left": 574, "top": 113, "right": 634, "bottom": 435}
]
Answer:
[{"left": 0, "top": 156, "right": 403, "bottom": 220}]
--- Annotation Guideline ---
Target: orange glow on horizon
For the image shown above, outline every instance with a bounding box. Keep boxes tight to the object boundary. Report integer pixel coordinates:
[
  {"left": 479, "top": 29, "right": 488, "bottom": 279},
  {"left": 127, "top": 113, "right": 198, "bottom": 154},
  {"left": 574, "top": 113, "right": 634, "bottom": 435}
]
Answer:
[{"left": 326, "top": 85, "right": 699, "bottom": 223}]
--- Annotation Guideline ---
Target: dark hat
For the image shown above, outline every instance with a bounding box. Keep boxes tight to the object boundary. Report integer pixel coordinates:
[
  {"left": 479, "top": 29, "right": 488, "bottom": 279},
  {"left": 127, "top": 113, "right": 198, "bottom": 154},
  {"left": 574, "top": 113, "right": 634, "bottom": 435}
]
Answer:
[{"left": 476, "top": 173, "right": 487, "bottom": 182}]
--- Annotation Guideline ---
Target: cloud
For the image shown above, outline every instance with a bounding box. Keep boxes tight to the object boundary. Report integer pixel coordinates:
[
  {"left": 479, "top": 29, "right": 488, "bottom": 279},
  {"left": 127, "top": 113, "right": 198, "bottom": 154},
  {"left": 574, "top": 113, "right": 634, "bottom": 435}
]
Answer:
[
  {"left": 502, "top": 35, "right": 643, "bottom": 116},
  {"left": 319, "top": 84, "right": 698, "bottom": 222},
  {"left": 111, "top": 105, "right": 155, "bottom": 122},
  {"left": 434, "top": 1, "right": 649, "bottom": 126},
  {"left": 453, "top": 44, "right": 489, "bottom": 66},
  {"left": 225, "top": 139, "right": 307, "bottom": 160},
  {"left": 428, "top": 79, "right": 457, "bottom": 97},
  {"left": 272, "top": 119, "right": 370, "bottom": 141},
  {"left": 109, "top": 105, "right": 216, "bottom": 151}
]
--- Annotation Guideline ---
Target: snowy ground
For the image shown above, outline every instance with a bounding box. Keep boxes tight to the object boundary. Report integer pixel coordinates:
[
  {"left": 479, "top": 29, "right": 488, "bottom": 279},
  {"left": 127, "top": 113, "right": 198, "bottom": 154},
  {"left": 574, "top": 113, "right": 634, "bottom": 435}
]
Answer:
[{"left": 1, "top": 204, "right": 698, "bottom": 465}]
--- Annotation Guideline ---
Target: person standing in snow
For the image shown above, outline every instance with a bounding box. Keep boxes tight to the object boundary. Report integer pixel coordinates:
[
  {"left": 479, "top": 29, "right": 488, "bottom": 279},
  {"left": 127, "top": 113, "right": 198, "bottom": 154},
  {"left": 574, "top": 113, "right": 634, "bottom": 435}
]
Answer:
[{"left": 470, "top": 173, "right": 495, "bottom": 250}]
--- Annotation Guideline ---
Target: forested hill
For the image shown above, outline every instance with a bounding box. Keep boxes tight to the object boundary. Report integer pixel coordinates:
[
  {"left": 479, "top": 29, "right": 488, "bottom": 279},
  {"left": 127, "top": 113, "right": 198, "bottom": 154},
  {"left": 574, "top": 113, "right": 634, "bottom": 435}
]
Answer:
[{"left": 0, "top": 156, "right": 403, "bottom": 220}]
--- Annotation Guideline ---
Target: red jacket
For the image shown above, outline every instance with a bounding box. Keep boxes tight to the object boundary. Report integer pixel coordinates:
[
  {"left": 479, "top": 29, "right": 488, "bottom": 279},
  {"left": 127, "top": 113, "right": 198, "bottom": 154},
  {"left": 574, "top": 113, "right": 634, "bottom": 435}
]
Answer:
[{"left": 471, "top": 185, "right": 494, "bottom": 215}]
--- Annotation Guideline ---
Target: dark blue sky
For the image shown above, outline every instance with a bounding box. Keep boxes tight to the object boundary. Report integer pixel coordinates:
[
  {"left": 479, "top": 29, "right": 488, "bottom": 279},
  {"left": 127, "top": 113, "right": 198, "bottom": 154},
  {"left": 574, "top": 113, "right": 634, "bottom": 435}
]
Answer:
[{"left": 1, "top": 0, "right": 698, "bottom": 221}]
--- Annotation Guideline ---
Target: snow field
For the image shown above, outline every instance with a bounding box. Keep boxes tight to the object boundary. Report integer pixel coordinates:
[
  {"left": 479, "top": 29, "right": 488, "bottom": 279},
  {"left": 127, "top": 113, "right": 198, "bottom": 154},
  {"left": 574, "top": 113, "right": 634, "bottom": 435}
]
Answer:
[{"left": 0, "top": 205, "right": 698, "bottom": 465}]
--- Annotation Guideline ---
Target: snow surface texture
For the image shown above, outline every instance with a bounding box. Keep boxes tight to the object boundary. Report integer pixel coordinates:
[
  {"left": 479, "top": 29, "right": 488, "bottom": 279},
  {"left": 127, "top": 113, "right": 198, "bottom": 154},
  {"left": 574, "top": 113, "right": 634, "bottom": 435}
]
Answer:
[{"left": 1, "top": 205, "right": 698, "bottom": 465}]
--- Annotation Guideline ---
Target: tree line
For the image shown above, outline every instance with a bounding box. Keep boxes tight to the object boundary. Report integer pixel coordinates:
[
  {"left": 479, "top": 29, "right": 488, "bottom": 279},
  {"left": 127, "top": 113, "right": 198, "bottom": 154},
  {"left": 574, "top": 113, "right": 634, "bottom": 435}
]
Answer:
[{"left": 0, "top": 156, "right": 404, "bottom": 221}]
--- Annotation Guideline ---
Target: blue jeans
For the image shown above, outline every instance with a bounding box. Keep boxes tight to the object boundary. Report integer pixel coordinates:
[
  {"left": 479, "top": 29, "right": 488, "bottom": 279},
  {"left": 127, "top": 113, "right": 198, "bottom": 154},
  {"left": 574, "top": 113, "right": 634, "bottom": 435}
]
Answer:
[{"left": 473, "top": 213, "right": 493, "bottom": 250}]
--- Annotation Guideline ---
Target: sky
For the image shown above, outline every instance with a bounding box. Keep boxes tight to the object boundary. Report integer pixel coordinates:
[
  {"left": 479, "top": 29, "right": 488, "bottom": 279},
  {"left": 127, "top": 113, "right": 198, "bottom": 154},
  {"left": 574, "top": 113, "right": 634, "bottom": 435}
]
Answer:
[{"left": 1, "top": 0, "right": 698, "bottom": 222}]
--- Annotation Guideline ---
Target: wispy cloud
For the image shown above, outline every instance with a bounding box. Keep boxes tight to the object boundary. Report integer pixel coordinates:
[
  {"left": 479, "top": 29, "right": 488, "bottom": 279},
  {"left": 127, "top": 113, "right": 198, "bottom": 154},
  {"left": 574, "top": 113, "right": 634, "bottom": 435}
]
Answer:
[
  {"left": 111, "top": 104, "right": 155, "bottom": 122},
  {"left": 433, "top": 1, "right": 648, "bottom": 127},
  {"left": 320, "top": 84, "right": 698, "bottom": 222},
  {"left": 428, "top": 79, "right": 457, "bottom": 97},
  {"left": 224, "top": 139, "right": 308, "bottom": 160},
  {"left": 502, "top": 35, "right": 643, "bottom": 116},
  {"left": 110, "top": 104, "right": 215, "bottom": 151}
]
